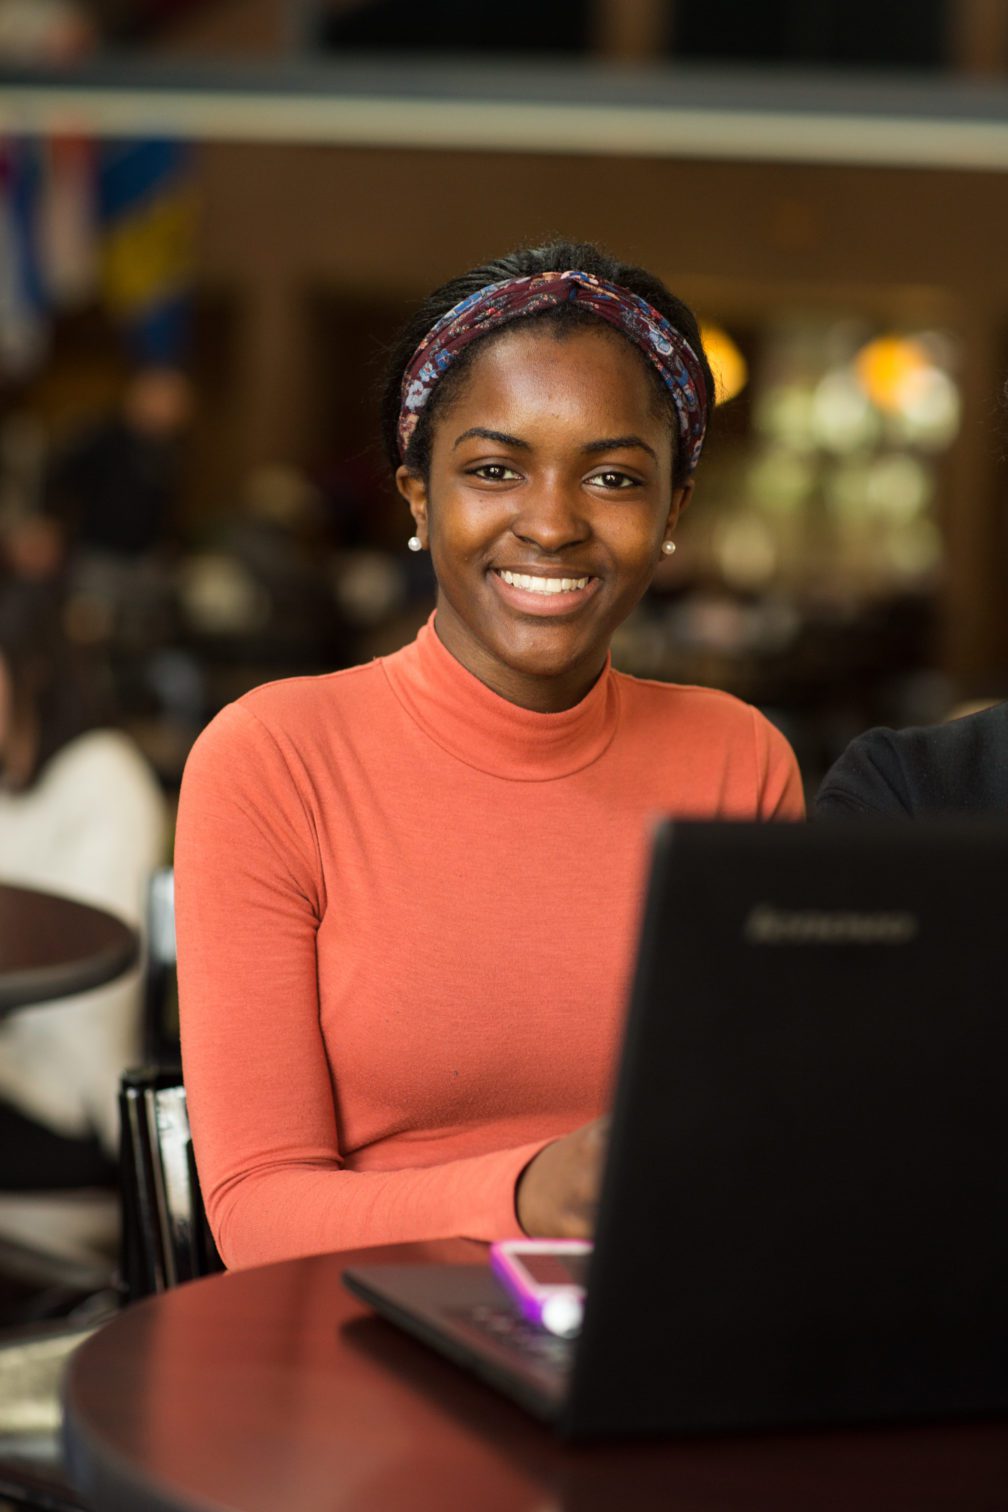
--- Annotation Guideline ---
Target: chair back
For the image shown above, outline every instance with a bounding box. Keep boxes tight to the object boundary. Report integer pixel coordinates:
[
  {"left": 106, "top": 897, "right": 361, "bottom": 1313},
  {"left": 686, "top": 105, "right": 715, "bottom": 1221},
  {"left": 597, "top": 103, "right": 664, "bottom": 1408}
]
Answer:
[
  {"left": 119, "top": 1068, "right": 222, "bottom": 1303},
  {"left": 142, "top": 866, "right": 179, "bottom": 1064}
]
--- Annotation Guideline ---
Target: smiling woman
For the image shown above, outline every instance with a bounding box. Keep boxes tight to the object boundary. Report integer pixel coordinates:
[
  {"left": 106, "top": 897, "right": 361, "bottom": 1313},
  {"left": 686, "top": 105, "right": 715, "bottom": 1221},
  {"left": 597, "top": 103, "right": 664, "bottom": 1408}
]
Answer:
[
  {"left": 397, "top": 323, "right": 690, "bottom": 711},
  {"left": 174, "top": 242, "right": 805, "bottom": 1267}
]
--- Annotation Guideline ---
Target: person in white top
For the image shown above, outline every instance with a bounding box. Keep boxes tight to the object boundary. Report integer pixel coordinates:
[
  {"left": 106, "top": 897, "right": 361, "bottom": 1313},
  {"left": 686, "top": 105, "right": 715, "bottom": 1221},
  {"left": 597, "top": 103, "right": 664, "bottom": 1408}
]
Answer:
[{"left": 0, "top": 578, "right": 165, "bottom": 1270}]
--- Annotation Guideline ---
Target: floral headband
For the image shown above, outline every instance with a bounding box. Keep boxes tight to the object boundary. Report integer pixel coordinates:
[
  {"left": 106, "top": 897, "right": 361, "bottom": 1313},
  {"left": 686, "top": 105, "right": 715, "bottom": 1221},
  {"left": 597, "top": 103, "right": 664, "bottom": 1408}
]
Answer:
[{"left": 397, "top": 269, "right": 709, "bottom": 472}]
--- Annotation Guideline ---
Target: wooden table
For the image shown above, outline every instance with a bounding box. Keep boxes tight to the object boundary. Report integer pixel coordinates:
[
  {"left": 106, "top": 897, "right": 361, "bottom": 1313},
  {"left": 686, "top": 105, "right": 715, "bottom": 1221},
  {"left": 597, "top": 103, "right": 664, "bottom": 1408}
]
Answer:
[
  {"left": 62, "top": 1241, "right": 1008, "bottom": 1512},
  {"left": 0, "top": 883, "right": 138, "bottom": 1014}
]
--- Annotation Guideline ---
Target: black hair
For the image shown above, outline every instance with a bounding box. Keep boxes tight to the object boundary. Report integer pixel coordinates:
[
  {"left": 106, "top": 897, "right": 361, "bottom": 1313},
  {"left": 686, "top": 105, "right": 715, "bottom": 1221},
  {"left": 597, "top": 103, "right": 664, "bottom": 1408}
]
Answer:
[
  {"left": 0, "top": 574, "right": 102, "bottom": 789},
  {"left": 380, "top": 240, "right": 714, "bottom": 490}
]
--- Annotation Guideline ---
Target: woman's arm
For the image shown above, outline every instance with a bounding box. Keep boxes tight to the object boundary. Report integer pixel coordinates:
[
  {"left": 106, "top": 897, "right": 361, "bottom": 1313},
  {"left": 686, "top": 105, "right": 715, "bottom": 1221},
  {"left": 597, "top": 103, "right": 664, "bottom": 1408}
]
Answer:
[{"left": 175, "top": 702, "right": 549, "bottom": 1269}]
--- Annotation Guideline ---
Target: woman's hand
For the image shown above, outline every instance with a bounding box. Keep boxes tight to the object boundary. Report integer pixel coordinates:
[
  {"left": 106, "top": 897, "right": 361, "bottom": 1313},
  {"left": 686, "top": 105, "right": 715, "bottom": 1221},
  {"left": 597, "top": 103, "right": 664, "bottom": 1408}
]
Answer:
[{"left": 515, "top": 1115, "right": 610, "bottom": 1238}]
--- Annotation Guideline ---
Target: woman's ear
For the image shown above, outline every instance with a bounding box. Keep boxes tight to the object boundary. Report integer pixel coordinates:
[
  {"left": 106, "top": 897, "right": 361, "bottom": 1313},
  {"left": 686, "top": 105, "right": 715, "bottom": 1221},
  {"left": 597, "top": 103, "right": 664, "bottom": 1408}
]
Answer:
[
  {"left": 395, "top": 466, "right": 429, "bottom": 547},
  {"left": 662, "top": 479, "right": 694, "bottom": 548}
]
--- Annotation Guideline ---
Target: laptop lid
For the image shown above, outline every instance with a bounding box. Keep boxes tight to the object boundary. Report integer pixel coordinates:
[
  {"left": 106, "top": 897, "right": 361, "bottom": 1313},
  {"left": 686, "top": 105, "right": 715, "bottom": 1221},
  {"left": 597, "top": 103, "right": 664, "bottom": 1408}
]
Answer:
[{"left": 566, "top": 819, "right": 1008, "bottom": 1436}]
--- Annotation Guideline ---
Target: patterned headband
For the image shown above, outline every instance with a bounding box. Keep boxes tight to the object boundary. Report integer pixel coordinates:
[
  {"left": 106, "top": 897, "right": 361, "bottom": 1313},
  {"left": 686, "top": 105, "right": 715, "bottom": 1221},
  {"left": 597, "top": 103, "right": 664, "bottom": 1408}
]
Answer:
[{"left": 396, "top": 269, "right": 709, "bottom": 472}]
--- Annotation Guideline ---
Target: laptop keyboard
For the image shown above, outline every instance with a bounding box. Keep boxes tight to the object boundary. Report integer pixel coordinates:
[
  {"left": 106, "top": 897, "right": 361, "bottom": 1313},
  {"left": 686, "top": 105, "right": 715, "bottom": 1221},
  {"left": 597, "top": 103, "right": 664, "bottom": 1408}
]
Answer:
[{"left": 450, "top": 1303, "right": 576, "bottom": 1374}]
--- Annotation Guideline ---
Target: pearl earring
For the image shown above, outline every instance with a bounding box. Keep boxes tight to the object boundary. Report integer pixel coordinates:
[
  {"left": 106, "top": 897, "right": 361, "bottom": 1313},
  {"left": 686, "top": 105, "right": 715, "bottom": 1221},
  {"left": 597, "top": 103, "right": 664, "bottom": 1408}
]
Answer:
[
  {"left": 407, "top": 535, "right": 423, "bottom": 553},
  {"left": 661, "top": 540, "right": 677, "bottom": 556}
]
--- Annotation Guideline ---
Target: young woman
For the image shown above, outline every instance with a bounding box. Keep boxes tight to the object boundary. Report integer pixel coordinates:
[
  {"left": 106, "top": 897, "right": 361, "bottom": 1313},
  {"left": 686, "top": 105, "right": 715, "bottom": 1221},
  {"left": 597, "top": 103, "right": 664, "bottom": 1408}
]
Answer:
[{"left": 175, "top": 242, "right": 805, "bottom": 1269}]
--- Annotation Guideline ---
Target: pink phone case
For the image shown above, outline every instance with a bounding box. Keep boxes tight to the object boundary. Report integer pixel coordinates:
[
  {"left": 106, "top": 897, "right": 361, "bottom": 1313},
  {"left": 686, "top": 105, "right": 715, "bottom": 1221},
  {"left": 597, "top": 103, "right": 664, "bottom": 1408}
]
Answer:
[{"left": 489, "top": 1240, "right": 591, "bottom": 1336}]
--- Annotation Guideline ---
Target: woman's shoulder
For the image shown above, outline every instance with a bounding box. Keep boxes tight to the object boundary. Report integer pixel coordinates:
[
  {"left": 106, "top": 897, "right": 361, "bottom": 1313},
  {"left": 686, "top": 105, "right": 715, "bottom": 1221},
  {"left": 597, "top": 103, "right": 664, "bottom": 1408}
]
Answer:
[
  {"left": 816, "top": 701, "right": 1008, "bottom": 817},
  {"left": 182, "top": 659, "right": 389, "bottom": 784},
  {"left": 613, "top": 669, "right": 777, "bottom": 738}
]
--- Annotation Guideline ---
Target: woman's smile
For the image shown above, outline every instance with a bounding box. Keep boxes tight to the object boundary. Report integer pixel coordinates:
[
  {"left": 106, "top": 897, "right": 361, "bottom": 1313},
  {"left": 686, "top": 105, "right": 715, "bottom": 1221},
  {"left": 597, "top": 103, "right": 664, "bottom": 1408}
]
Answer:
[{"left": 490, "top": 566, "right": 601, "bottom": 616}]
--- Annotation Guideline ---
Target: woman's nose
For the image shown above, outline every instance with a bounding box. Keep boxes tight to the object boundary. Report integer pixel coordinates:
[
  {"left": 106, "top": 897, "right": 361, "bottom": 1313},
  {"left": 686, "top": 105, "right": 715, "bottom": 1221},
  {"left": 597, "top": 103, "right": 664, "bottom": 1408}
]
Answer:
[{"left": 511, "top": 481, "right": 590, "bottom": 552}]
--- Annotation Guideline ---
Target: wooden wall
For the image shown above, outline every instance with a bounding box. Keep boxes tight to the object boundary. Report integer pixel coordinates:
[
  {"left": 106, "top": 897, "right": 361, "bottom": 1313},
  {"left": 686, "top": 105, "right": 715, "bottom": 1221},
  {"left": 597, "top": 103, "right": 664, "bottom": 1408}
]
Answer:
[{"left": 188, "top": 141, "right": 1008, "bottom": 686}]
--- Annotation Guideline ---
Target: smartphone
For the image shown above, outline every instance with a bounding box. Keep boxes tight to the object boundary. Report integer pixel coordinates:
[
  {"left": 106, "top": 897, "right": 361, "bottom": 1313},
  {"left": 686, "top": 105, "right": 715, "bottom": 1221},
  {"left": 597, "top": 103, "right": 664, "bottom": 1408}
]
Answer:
[{"left": 489, "top": 1239, "right": 592, "bottom": 1338}]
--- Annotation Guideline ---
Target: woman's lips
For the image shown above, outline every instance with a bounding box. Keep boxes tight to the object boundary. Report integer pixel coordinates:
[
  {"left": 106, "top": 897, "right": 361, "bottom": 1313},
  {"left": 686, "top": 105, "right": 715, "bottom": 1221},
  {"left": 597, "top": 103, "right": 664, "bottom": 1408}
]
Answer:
[{"left": 489, "top": 567, "right": 601, "bottom": 617}]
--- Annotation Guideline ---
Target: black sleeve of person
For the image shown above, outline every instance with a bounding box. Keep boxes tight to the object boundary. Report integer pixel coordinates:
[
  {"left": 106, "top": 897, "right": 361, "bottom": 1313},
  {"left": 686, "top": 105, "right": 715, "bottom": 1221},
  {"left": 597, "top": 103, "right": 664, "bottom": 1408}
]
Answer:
[{"left": 815, "top": 702, "right": 1008, "bottom": 819}]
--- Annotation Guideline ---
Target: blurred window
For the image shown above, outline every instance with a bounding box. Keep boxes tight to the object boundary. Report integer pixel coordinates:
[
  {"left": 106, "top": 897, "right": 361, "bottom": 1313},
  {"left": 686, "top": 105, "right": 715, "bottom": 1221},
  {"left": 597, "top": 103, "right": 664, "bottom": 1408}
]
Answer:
[
  {"left": 317, "top": 0, "right": 593, "bottom": 53},
  {"left": 318, "top": 0, "right": 948, "bottom": 67},
  {"left": 674, "top": 0, "right": 947, "bottom": 69}
]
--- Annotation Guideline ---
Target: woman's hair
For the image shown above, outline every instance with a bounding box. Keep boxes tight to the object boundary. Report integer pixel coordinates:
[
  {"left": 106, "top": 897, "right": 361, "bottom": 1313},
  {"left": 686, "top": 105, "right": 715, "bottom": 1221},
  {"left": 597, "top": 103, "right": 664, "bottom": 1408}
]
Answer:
[
  {"left": 0, "top": 575, "right": 102, "bottom": 788},
  {"left": 380, "top": 240, "right": 714, "bottom": 489}
]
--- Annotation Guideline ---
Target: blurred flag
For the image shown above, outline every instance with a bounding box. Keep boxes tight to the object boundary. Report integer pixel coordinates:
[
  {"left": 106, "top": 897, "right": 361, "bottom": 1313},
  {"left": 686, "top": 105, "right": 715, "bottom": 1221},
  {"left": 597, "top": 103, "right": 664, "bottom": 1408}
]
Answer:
[
  {"left": 0, "top": 1, "right": 98, "bottom": 378},
  {"left": 0, "top": 139, "right": 48, "bottom": 375},
  {"left": 38, "top": 134, "right": 97, "bottom": 306},
  {"left": 98, "top": 138, "right": 196, "bottom": 365}
]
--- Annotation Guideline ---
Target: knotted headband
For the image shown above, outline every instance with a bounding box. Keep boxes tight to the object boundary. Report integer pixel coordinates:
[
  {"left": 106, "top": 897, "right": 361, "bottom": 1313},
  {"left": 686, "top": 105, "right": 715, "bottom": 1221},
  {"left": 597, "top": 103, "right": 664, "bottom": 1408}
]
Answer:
[{"left": 396, "top": 269, "right": 709, "bottom": 473}]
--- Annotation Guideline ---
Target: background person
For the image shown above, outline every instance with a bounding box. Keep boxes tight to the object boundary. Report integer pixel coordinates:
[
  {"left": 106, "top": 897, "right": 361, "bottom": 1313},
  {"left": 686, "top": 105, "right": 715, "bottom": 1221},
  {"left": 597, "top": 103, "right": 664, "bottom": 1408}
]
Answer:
[
  {"left": 815, "top": 700, "right": 1008, "bottom": 816},
  {"left": 175, "top": 241, "right": 805, "bottom": 1270},
  {"left": 0, "top": 577, "right": 165, "bottom": 1288},
  {"left": 43, "top": 366, "right": 191, "bottom": 561}
]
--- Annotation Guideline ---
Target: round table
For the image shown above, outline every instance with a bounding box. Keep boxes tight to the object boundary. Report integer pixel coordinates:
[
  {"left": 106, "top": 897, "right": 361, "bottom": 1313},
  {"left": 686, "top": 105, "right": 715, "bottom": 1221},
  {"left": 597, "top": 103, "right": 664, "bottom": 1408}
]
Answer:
[
  {"left": 62, "top": 1242, "right": 1008, "bottom": 1512},
  {"left": 0, "top": 883, "right": 138, "bottom": 1014}
]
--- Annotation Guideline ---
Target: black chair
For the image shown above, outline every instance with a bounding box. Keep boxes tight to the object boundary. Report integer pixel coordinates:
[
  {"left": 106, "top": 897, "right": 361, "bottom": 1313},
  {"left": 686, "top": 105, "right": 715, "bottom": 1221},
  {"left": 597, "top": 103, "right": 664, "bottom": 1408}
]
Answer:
[
  {"left": 121, "top": 866, "right": 222, "bottom": 1299},
  {"left": 122, "top": 862, "right": 221, "bottom": 1300},
  {"left": 118, "top": 1067, "right": 222, "bottom": 1303},
  {"left": 142, "top": 864, "right": 180, "bottom": 1066}
]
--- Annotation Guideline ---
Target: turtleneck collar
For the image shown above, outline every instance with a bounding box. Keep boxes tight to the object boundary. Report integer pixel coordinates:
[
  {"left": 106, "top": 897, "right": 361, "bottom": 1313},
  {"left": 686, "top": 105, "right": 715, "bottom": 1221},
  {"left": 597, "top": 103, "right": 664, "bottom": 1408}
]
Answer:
[{"left": 381, "top": 614, "right": 620, "bottom": 781}]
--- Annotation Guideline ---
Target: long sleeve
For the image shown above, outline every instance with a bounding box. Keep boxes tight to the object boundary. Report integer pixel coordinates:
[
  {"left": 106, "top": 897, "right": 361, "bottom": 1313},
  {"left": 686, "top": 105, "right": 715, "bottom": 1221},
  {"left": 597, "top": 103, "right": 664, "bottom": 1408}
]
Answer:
[{"left": 175, "top": 703, "right": 545, "bottom": 1269}]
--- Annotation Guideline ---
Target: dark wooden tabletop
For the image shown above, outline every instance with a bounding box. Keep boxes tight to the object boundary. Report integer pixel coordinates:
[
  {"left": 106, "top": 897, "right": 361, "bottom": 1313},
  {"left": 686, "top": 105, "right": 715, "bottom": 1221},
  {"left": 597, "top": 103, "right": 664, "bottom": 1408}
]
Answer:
[
  {"left": 62, "top": 1240, "right": 1008, "bottom": 1512},
  {"left": 0, "top": 882, "right": 138, "bottom": 1013}
]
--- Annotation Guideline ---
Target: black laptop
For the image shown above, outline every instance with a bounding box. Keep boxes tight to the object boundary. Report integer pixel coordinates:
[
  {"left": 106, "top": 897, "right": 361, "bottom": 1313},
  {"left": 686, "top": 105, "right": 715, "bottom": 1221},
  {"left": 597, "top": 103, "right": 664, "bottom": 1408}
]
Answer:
[{"left": 344, "top": 820, "right": 1008, "bottom": 1439}]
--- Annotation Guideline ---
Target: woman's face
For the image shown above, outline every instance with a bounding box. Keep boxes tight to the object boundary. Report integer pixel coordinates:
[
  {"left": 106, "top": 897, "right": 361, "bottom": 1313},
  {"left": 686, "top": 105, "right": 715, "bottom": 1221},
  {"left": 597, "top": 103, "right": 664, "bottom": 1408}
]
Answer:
[{"left": 397, "top": 324, "right": 692, "bottom": 712}]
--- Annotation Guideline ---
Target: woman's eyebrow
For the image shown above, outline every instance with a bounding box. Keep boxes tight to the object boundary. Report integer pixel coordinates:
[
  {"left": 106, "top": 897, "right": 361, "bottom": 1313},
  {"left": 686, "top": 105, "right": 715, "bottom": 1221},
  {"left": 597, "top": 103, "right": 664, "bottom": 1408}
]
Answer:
[
  {"left": 582, "top": 435, "right": 657, "bottom": 461},
  {"left": 452, "top": 427, "right": 531, "bottom": 451}
]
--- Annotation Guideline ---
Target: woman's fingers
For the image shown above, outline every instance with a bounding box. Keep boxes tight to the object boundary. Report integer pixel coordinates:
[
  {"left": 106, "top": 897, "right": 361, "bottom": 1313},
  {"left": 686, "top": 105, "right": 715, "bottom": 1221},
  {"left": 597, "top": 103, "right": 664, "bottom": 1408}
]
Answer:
[{"left": 515, "top": 1114, "right": 610, "bottom": 1237}]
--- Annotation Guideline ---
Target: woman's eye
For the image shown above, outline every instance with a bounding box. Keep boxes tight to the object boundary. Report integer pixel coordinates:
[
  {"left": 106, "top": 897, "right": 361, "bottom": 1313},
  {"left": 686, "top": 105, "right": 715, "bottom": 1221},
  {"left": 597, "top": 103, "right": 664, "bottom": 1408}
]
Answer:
[
  {"left": 588, "top": 469, "right": 637, "bottom": 490},
  {"left": 469, "top": 463, "right": 521, "bottom": 482}
]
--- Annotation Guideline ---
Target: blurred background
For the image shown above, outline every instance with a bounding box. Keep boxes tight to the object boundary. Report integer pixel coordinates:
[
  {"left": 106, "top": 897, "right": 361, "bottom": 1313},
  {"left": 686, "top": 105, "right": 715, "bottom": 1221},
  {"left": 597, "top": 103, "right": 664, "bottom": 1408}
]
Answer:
[{"left": 2, "top": 0, "right": 1008, "bottom": 796}]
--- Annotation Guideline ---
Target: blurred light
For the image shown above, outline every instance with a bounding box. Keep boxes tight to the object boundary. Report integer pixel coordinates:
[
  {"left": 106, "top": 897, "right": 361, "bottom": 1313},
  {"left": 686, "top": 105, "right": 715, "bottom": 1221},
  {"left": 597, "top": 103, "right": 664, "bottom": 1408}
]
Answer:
[
  {"left": 883, "top": 519, "right": 943, "bottom": 580},
  {"left": 331, "top": 551, "right": 406, "bottom": 626},
  {"left": 180, "top": 554, "right": 269, "bottom": 635},
  {"left": 244, "top": 465, "right": 322, "bottom": 528},
  {"left": 700, "top": 322, "right": 748, "bottom": 405},
  {"left": 889, "top": 366, "right": 961, "bottom": 449},
  {"left": 753, "top": 384, "right": 816, "bottom": 450},
  {"left": 824, "top": 459, "right": 874, "bottom": 518},
  {"left": 714, "top": 515, "right": 778, "bottom": 589},
  {"left": 865, "top": 453, "right": 932, "bottom": 521},
  {"left": 748, "top": 447, "right": 817, "bottom": 513},
  {"left": 812, "top": 369, "right": 879, "bottom": 452},
  {"left": 855, "top": 336, "right": 930, "bottom": 413}
]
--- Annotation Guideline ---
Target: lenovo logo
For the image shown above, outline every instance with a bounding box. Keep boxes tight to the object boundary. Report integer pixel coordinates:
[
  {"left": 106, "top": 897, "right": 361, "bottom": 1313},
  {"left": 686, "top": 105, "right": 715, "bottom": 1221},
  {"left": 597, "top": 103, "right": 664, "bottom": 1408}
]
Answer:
[{"left": 743, "top": 904, "right": 919, "bottom": 946}]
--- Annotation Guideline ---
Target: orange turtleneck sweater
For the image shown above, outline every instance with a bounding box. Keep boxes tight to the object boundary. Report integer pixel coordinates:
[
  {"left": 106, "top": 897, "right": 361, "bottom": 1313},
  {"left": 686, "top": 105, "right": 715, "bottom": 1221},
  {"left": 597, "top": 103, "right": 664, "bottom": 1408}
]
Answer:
[{"left": 175, "top": 618, "right": 804, "bottom": 1268}]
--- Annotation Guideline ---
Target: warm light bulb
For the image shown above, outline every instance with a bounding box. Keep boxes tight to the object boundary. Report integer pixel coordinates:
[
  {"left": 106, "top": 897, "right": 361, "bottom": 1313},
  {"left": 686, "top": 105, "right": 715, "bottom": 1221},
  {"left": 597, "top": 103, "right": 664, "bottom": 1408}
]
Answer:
[
  {"left": 700, "top": 322, "right": 748, "bottom": 405},
  {"left": 855, "top": 336, "right": 930, "bottom": 413}
]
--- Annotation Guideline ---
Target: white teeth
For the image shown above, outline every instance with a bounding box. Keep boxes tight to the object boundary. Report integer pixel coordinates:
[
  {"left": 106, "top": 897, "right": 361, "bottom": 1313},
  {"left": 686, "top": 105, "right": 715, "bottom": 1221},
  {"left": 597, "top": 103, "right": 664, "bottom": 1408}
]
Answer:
[{"left": 498, "top": 570, "right": 590, "bottom": 594}]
